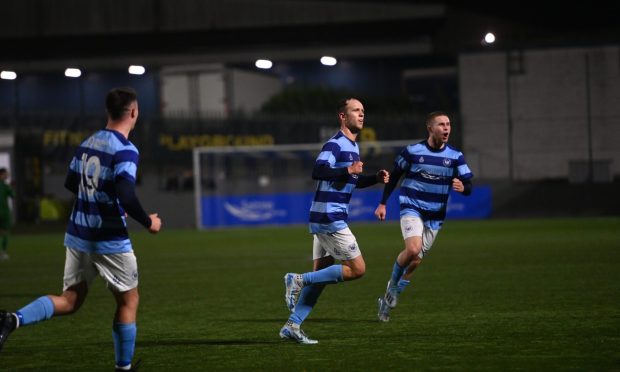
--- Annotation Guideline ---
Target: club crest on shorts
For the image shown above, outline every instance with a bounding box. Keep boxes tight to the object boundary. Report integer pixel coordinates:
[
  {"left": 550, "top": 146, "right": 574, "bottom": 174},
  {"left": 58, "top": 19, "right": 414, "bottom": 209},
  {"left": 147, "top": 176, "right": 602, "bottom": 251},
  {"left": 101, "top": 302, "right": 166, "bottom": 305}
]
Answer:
[{"left": 349, "top": 243, "right": 357, "bottom": 251}]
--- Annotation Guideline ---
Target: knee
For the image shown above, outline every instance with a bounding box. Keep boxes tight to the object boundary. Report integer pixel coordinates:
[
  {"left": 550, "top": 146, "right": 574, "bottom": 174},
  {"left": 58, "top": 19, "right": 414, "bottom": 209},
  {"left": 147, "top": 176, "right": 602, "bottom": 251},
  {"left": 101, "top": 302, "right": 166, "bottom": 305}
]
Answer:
[
  {"left": 118, "top": 289, "right": 140, "bottom": 311},
  {"left": 351, "top": 262, "right": 366, "bottom": 279},
  {"left": 405, "top": 245, "right": 422, "bottom": 258},
  {"left": 58, "top": 294, "right": 82, "bottom": 315}
]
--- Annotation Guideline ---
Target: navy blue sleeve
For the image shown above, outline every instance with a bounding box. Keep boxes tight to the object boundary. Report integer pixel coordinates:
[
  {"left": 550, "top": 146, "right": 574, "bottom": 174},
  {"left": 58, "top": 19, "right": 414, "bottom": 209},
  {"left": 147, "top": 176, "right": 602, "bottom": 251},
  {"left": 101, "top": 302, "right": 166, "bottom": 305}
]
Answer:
[
  {"left": 461, "top": 178, "right": 473, "bottom": 196},
  {"left": 115, "top": 177, "right": 152, "bottom": 228},
  {"left": 64, "top": 171, "right": 79, "bottom": 195},
  {"left": 380, "top": 166, "right": 404, "bottom": 204},
  {"left": 312, "top": 163, "right": 349, "bottom": 181},
  {"left": 356, "top": 174, "right": 378, "bottom": 189}
]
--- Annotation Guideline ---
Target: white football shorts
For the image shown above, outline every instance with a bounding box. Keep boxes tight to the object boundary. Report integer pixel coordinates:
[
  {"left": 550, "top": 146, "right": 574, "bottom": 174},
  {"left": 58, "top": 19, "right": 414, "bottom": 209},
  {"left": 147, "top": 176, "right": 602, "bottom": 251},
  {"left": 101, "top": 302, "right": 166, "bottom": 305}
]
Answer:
[
  {"left": 312, "top": 227, "right": 361, "bottom": 261},
  {"left": 63, "top": 247, "right": 139, "bottom": 293},
  {"left": 400, "top": 215, "right": 439, "bottom": 259}
]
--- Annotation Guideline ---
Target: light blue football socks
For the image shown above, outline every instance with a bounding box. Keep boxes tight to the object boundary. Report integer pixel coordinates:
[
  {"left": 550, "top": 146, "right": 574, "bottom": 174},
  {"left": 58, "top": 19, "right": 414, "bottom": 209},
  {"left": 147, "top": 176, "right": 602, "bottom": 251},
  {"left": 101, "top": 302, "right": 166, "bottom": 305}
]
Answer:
[
  {"left": 113, "top": 322, "right": 136, "bottom": 369},
  {"left": 289, "top": 284, "right": 326, "bottom": 325},
  {"left": 288, "top": 265, "right": 343, "bottom": 325},
  {"left": 398, "top": 279, "right": 410, "bottom": 293},
  {"left": 15, "top": 296, "right": 55, "bottom": 326},
  {"left": 302, "top": 264, "right": 343, "bottom": 285},
  {"left": 390, "top": 261, "right": 406, "bottom": 285}
]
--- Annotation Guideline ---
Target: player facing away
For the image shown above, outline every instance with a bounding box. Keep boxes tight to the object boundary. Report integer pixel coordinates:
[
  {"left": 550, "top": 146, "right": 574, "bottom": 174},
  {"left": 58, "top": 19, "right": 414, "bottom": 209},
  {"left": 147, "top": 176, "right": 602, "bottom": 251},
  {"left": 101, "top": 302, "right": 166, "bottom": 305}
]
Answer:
[
  {"left": 0, "top": 168, "right": 15, "bottom": 261},
  {"left": 375, "top": 111, "right": 473, "bottom": 322},
  {"left": 0, "top": 87, "right": 162, "bottom": 371},
  {"left": 280, "top": 98, "right": 390, "bottom": 344}
]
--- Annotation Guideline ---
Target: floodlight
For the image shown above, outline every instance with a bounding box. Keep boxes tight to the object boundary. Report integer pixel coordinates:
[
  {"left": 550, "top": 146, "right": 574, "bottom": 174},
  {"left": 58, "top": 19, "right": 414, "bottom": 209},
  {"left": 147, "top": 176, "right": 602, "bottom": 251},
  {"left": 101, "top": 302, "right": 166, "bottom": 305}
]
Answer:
[
  {"left": 320, "top": 56, "right": 337, "bottom": 66},
  {"left": 65, "top": 68, "right": 82, "bottom": 78},
  {"left": 255, "top": 59, "right": 273, "bottom": 69},
  {"left": 483, "top": 32, "right": 496, "bottom": 45},
  {"left": 0, "top": 71, "right": 17, "bottom": 80},
  {"left": 128, "top": 65, "right": 146, "bottom": 75}
]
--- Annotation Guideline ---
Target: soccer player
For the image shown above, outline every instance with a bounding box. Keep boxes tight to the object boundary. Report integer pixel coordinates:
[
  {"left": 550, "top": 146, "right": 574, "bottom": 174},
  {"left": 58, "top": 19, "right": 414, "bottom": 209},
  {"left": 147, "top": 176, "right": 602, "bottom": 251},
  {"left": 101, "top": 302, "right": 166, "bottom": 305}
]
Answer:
[
  {"left": 280, "top": 98, "right": 389, "bottom": 344},
  {"left": 375, "top": 111, "right": 473, "bottom": 322},
  {"left": 0, "top": 168, "right": 15, "bottom": 261},
  {"left": 0, "top": 87, "right": 161, "bottom": 371}
]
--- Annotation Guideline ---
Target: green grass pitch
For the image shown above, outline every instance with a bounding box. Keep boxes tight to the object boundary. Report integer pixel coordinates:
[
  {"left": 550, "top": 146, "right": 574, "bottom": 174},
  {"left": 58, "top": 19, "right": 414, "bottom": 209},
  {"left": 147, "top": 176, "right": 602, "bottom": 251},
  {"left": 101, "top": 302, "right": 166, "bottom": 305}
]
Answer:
[{"left": 1, "top": 217, "right": 619, "bottom": 371}]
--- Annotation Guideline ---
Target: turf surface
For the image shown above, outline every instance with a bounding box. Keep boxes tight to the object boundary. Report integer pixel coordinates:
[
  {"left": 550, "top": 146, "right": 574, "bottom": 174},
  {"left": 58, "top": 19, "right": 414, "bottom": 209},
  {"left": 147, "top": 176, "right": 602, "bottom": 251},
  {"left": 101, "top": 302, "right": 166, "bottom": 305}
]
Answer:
[{"left": 1, "top": 217, "right": 619, "bottom": 371}]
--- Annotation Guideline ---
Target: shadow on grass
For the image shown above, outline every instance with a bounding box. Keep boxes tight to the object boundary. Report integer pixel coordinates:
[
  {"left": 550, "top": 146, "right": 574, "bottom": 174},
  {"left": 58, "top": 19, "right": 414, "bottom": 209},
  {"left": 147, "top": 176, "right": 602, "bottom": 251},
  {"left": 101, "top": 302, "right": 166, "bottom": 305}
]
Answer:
[
  {"left": 218, "top": 317, "right": 379, "bottom": 324},
  {"left": 138, "top": 339, "right": 280, "bottom": 347}
]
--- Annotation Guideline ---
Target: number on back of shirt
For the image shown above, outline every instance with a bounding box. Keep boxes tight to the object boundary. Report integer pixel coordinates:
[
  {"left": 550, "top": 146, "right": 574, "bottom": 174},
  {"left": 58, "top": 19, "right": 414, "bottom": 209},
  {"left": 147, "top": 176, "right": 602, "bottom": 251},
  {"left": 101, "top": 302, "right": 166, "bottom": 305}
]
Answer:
[{"left": 80, "top": 153, "right": 101, "bottom": 196}]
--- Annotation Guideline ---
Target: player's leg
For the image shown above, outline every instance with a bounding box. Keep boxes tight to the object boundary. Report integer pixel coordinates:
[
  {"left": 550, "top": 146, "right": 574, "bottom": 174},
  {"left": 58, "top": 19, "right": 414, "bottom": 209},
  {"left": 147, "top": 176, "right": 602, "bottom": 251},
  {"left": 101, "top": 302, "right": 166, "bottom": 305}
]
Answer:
[
  {"left": 1, "top": 248, "right": 93, "bottom": 351},
  {"left": 379, "top": 222, "right": 438, "bottom": 322},
  {"left": 282, "top": 230, "right": 362, "bottom": 345},
  {"left": 290, "top": 255, "right": 332, "bottom": 317},
  {"left": 92, "top": 251, "right": 140, "bottom": 370},
  {"left": 378, "top": 216, "right": 423, "bottom": 321},
  {"left": 284, "top": 231, "right": 355, "bottom": 311},
  {"left": 387, "top": 216, "right": 424, "bottom": 299},
  {"left": 292, "top": 227, "right": 361, "bottom": 285},
  {"left": 378, "top": 238, "right": 420, "bottom": 322},
  {"left": 112, "top": 288, "right": 139, "bottom": 370},
  {"left": 401, "top": 226, "right": 438, "bottom": 282},
  {"left": 280, "top": 255, "right": 332, "bottom": 344}
]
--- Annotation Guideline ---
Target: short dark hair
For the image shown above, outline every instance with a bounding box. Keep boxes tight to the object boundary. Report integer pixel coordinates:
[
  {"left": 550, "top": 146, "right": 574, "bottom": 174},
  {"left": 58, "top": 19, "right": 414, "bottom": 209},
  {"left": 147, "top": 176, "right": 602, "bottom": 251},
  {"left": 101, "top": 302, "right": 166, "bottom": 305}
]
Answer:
[
  {"left": 337, "top": 98, "right": 358, "bottom": 115},
  {"left": 426, "top": 111, "right": 448, "bottom": 126},
  {"left": 0, "top": 168, "right": 6, "bottom": 174},
  {"left": 106, "top": 87, "right": 138, "bottom": 121}
]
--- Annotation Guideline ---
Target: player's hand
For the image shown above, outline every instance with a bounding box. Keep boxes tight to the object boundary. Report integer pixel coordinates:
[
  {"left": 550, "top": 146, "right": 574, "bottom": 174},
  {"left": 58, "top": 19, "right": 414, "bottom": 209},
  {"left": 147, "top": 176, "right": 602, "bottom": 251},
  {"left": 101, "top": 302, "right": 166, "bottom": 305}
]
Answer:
[
  {"left": 375, "top": 204, "right": 387, "bottom": 221},
  {"left": 452, "top": 178, "right": 464, "bottom": 193},
  {"left": 376, "top": 169, "right": 389, "bottom": 184},
  {"left": 347, "top": 161, "right": 363, "bottom": 175},
  {"left": 148, "top": 213, "right": 162, "bottom": 234}
]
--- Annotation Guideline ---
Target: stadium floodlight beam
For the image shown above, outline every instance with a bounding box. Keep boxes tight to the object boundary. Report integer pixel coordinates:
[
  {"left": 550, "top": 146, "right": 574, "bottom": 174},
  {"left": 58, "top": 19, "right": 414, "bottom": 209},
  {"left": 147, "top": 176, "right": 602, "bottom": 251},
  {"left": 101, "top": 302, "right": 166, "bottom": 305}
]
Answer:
[
  {"left": 482, "top": 32, "right": 496, "bottom": 45},
  {"left": 320, "top": 56, "right": 337, "bottom": 66},
  {"left": 0, "top": 71, "right": 17, "bottom": 80},
  {"left": 255, "top": 59, "right": 273, "bottom": 69},
  {"left": 64, "top": 68, "right": 82, "bottom": 78},
  {"left": 128, "top": 65, "right": 146, "bottom": 75}
]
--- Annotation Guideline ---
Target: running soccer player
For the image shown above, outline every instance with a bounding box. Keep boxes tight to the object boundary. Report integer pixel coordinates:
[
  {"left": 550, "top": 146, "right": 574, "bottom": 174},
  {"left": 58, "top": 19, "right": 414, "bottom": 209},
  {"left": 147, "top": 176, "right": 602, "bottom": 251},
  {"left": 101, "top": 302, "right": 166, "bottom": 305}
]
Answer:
[
  {"left": 280, "top": 98, "right": 389, "bottom": 344},
  {"left": 0, "top": 87, "right": 161, "bottom": 371},
  {"left": 375, "top": 111, "right": 473, "bottom": 322}
]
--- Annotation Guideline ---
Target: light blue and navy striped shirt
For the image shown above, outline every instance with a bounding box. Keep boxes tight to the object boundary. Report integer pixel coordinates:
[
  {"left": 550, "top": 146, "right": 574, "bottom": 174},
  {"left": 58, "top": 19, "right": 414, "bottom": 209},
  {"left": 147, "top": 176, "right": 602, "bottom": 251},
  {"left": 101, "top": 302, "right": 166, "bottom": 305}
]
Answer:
[
  {"left": 309, "top": 131, "right": 360, "bottom": 234},
  {"left": 392, "top": 141, "right": 473, "bottom": 230},
  {"left": 64, "top": 129, "right": 139, "bottom": 254}
]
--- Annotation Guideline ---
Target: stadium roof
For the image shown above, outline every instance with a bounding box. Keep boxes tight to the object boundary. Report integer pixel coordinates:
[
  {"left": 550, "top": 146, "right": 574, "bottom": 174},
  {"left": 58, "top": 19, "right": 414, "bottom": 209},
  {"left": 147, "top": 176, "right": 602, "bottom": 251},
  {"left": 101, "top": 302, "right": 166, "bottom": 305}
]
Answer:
[{"left": 0, "top": 1, "right": 616, "bottom": 72}]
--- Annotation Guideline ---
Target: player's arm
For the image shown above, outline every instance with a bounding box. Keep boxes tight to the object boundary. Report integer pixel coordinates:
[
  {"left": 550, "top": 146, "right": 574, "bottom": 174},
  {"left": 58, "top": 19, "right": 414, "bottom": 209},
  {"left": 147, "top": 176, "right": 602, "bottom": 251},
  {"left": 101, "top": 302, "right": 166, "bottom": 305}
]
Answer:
[
  {"left": 311, "top": 162, "right": 351, "bottom": 181},
  {"left": 379, "top": 166, "right": 403, "bottom": 204},
  {"left": 64, "top": 170, "right": 80, "bottom": 195},
  {"left": 115, "top": 177, "right": 161, "bottom": 233},
  {"left": 375, "top": 166, "right": 403, "bottom": 220},
  {"left": 356, "top": 169, "right": 389, "bottom": 189},
  {"left": 452, "top": 177, "right": 473, "bottom": 196}
]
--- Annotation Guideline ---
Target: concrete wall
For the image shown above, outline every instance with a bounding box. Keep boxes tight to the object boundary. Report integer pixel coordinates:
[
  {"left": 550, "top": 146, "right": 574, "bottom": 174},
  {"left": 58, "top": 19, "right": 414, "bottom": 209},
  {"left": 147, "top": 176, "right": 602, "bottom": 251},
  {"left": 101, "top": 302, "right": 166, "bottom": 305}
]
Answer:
[
  {"left": 160, "top": 65, "right": 281, "bottom": 117},
  {"left": 459, "top": 45, "right": 620, "bottom": 181}
]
